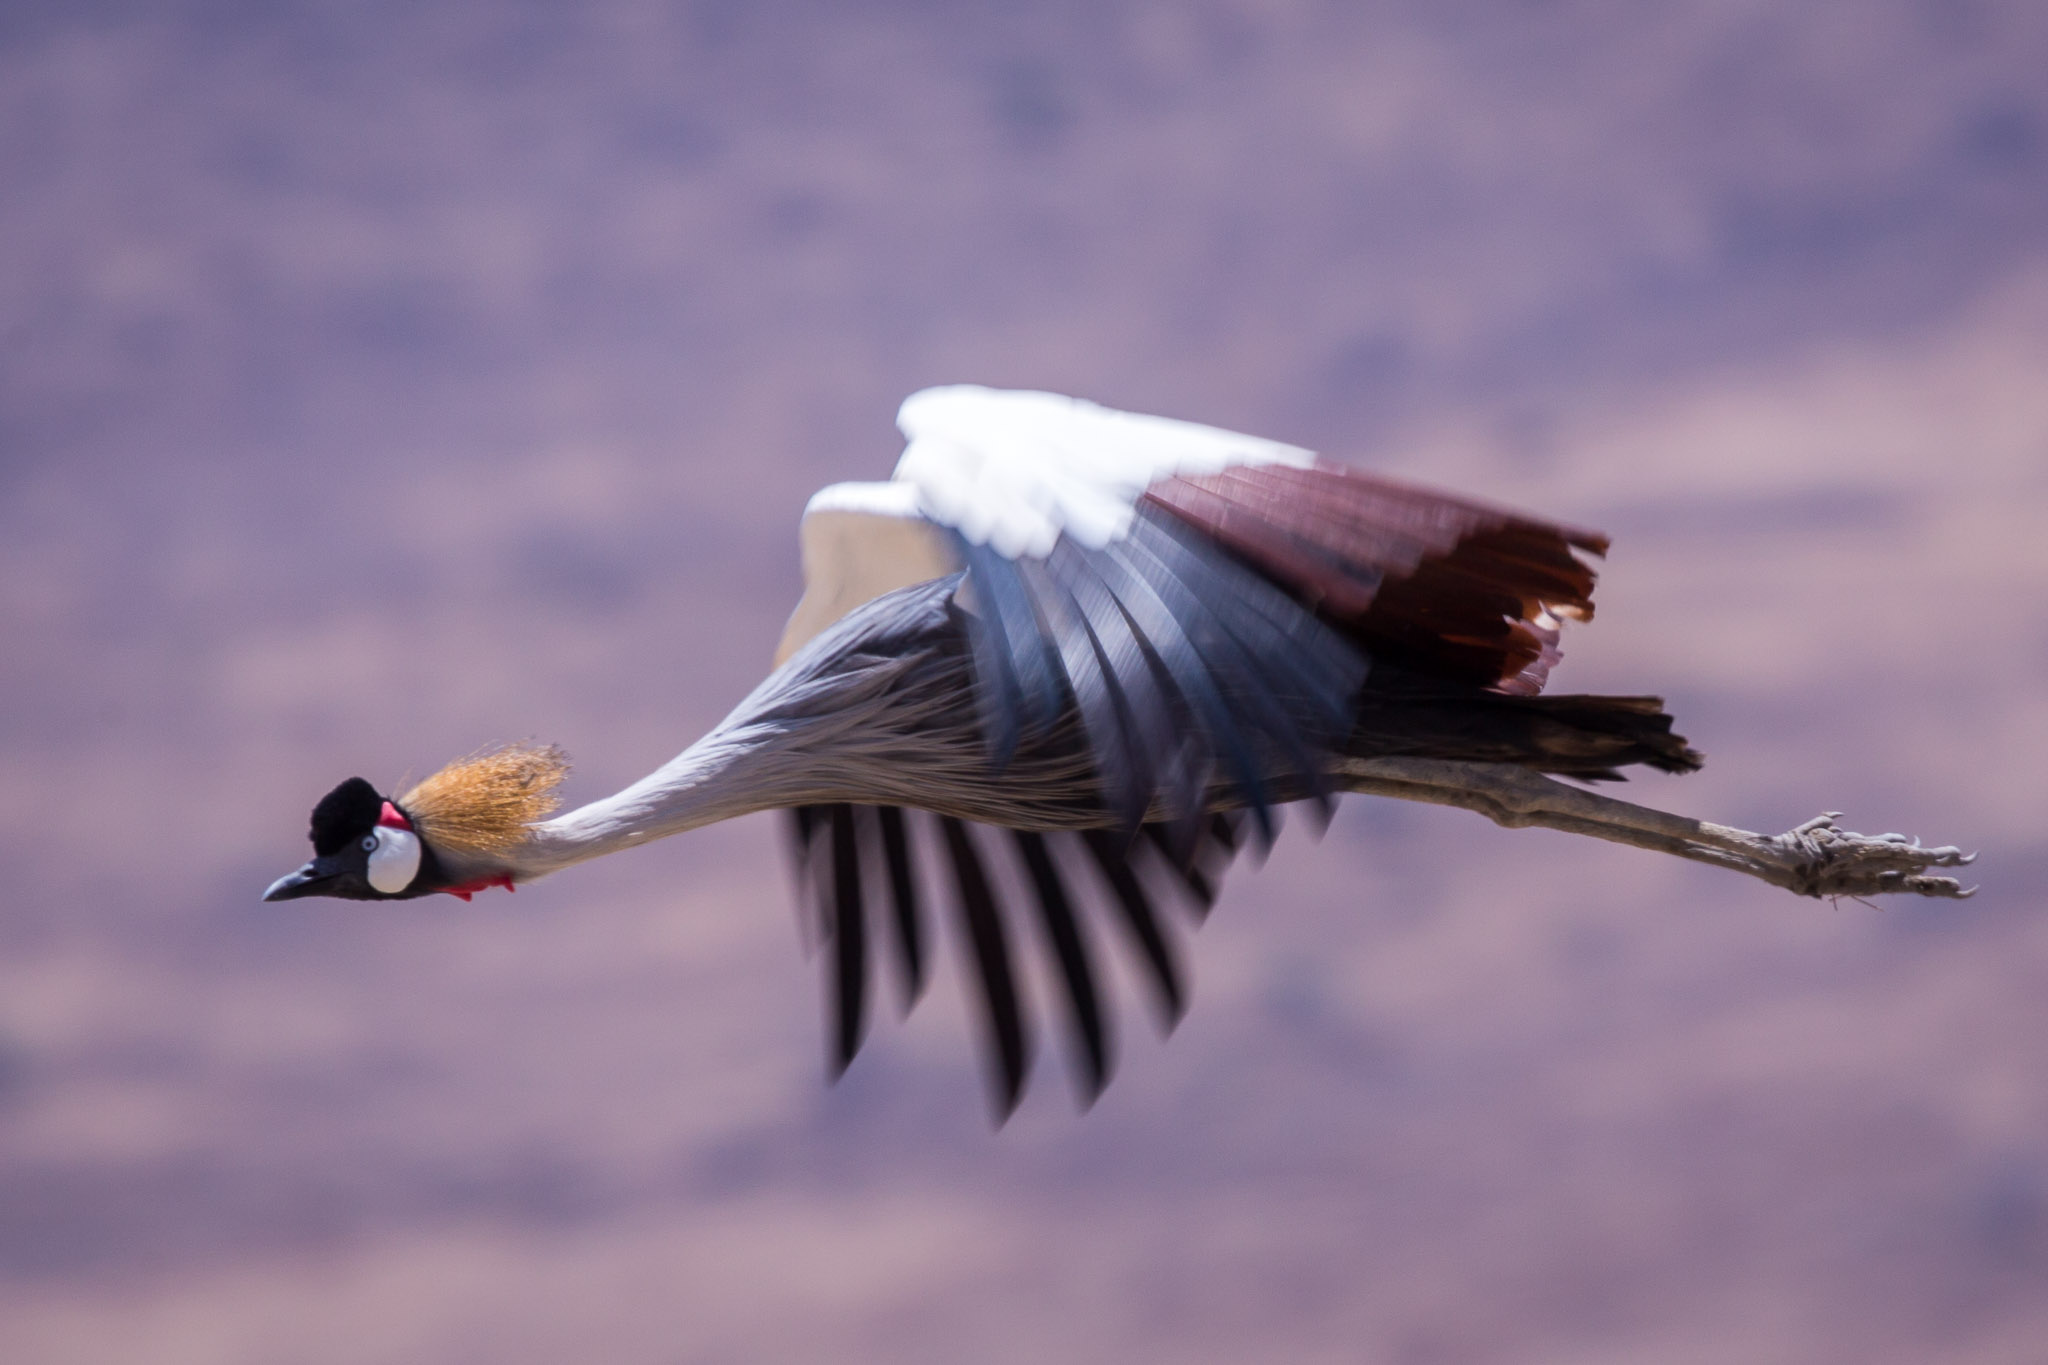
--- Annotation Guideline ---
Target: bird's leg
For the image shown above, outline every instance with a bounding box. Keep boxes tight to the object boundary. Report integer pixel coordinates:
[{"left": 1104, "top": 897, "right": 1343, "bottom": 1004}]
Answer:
[{"left": 1331, "top": 757, "right": 1977, "bottom": 901}]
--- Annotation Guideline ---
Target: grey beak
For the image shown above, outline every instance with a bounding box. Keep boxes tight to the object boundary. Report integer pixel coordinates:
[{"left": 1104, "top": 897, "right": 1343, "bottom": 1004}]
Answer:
[{"left": 263, "top": 860, "right": 333, "bottom": 902}]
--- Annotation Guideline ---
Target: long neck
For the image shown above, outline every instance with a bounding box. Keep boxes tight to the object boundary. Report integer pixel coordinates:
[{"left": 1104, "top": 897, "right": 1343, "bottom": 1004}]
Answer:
[
  {"left": 500, "top": 576, "right": 970, "bottom": 883},
  {"left": 508, "top": 719, "right": 792, "bottom": 880}
]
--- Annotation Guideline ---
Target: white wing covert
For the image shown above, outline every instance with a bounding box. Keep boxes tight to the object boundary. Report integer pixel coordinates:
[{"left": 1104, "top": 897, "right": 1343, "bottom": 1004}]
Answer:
[{"left": 893, "top": 385, "right": 1317, "bottom": 557}]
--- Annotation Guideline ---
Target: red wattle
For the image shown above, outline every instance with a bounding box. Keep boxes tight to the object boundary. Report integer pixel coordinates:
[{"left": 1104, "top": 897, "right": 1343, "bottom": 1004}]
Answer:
[{"left": 440, "top": 873, "right": 516, "bottom": 902}]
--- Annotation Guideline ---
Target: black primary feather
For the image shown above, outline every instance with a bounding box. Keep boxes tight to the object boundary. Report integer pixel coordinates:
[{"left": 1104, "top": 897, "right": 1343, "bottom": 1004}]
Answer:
[
  {"left": 1011, "top": 830, "right": 1112, "bottom": 1104},
  {"left": 873, "top": 805, "right": 926, "bottom": 1008},
  {"left": 939, "top": 816, "right": 1031, "bottom": 1119},
  {"left": 825, "top": 803, "right": 868, "bottom": 1076},
  {"left": 1140, "top": 820, "right": 1239, "bottom": 920},
  {"left": 1081, "top": 827, "right": 1187, "bottom": 1030}
]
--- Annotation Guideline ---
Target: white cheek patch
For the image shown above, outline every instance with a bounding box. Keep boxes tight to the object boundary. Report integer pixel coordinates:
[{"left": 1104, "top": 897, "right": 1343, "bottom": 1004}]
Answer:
[{"left": 367, "top": 825, "right": 423, "bottom": 894}]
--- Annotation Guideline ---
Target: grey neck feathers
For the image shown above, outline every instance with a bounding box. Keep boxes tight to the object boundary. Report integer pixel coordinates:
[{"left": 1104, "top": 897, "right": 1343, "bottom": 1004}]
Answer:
[
  {"left": 510, "top": 720, "right": 791, "bottom": 878},
  {"left": 506, "top": 575, "right": 976, "bottom": 881}
]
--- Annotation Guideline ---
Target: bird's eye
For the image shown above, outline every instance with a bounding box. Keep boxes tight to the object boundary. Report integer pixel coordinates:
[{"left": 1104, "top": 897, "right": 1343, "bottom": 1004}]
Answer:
[{"left": 361, "top": 834, "right": 379, "bottom": 853}]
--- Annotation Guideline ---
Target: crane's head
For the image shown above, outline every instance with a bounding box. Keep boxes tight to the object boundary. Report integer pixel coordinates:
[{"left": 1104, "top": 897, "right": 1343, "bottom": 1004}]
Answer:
[
  {"left": 262, "top": 744, "right": 569, "bottom": 903},
  {"left": 262, "top": 776, "right": 438, "bottom": 901}
]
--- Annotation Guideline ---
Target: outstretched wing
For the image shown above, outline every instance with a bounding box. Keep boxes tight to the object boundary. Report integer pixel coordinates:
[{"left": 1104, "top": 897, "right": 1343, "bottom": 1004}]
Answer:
[
  {"left": 777, "top": 386, "right": 1608, "bottom": 1119},
  {"left": 892, "top": 386, "right": 1605, "bottom": 833}
]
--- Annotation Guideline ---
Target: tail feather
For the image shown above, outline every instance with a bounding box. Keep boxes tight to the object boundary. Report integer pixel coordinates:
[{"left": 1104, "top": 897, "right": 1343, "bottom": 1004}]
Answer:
[{"left": 1346, "top": 690, "right": 1703, "bottom": 780}]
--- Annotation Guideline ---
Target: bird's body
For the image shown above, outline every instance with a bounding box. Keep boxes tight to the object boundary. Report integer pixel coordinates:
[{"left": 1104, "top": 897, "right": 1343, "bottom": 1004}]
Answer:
[{"left": 267, "top": 387, "right": 1702, "bottom": 1115}]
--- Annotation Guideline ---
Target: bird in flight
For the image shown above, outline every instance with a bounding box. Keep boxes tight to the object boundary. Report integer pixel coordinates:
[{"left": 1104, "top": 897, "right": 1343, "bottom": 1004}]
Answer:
[{"left": 264, "top": 386, "right": 1707, "bottom": 1117}]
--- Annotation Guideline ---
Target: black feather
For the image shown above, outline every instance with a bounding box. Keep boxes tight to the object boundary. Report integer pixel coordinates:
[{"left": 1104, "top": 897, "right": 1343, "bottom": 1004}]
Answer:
[
  {"left": 309, "top": 777, "right": 382, "bottom": 857},
  {"left": 1012, "top": 830, "right": 1112, "bottom": 1104},
  {"left": 1141, "top": 823, "right": 1217, "bottom": 917},
  {"left": 826, "top": 804, "right": 868, "bottom": 1076},
  {"left": 939, "top": 816, "right": 1031, "bottom": 1120},
  {"left": 1209, "top": 811, "right": 1245, "bottom": 855},
  {"left": 873, "top": 805, "right": 926, "bottom": 1008},
  {"left": 1082, "top": 827, "right": 1186, "bottom": 1029}
]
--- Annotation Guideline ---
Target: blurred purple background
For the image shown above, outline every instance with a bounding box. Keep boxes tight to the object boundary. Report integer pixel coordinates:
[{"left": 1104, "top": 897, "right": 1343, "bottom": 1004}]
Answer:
[{"left": 4, "top": 3, "right": 2047, "bottom": 1361}]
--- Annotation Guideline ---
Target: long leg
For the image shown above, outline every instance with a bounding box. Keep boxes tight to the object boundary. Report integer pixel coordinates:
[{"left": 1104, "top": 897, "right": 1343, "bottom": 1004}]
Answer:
[{"left": 1331, "top": 757, "right": 1976, "bottom": 900}]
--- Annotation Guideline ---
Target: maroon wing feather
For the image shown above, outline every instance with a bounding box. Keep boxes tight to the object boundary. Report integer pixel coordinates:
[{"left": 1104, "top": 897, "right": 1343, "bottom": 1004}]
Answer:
[{"left": 1143, "top": 463, "right": 1609, "bottom": 694}]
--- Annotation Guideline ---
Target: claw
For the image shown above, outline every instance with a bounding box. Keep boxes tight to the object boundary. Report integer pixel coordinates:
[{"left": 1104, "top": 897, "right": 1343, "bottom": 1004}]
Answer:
[{"left": 1775, "top": 811, "right": 1982, "bottom": 901}]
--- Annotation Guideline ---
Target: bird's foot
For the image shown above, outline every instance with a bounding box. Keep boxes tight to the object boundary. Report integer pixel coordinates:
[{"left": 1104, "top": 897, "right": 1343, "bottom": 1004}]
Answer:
[{"left": 1768, "top": 813, "right": 1978, "bottom": 900}]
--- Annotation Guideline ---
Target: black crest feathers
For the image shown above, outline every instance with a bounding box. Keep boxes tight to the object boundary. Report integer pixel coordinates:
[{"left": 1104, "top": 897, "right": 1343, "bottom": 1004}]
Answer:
[{"left": 310, "top": 776, "right": 383, "bottom": 856}]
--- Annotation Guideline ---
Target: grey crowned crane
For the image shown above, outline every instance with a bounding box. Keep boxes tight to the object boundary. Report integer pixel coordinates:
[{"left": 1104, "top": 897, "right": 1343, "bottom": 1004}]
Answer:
[{"left": 263, "top": 386, "right": 1967, "bottom": 1119}]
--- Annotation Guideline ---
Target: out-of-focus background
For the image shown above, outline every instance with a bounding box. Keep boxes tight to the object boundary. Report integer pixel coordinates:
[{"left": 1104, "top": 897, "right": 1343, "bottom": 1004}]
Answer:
[{"left": 4, "top": 2, "right": 2046, "bottom": 1361}]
